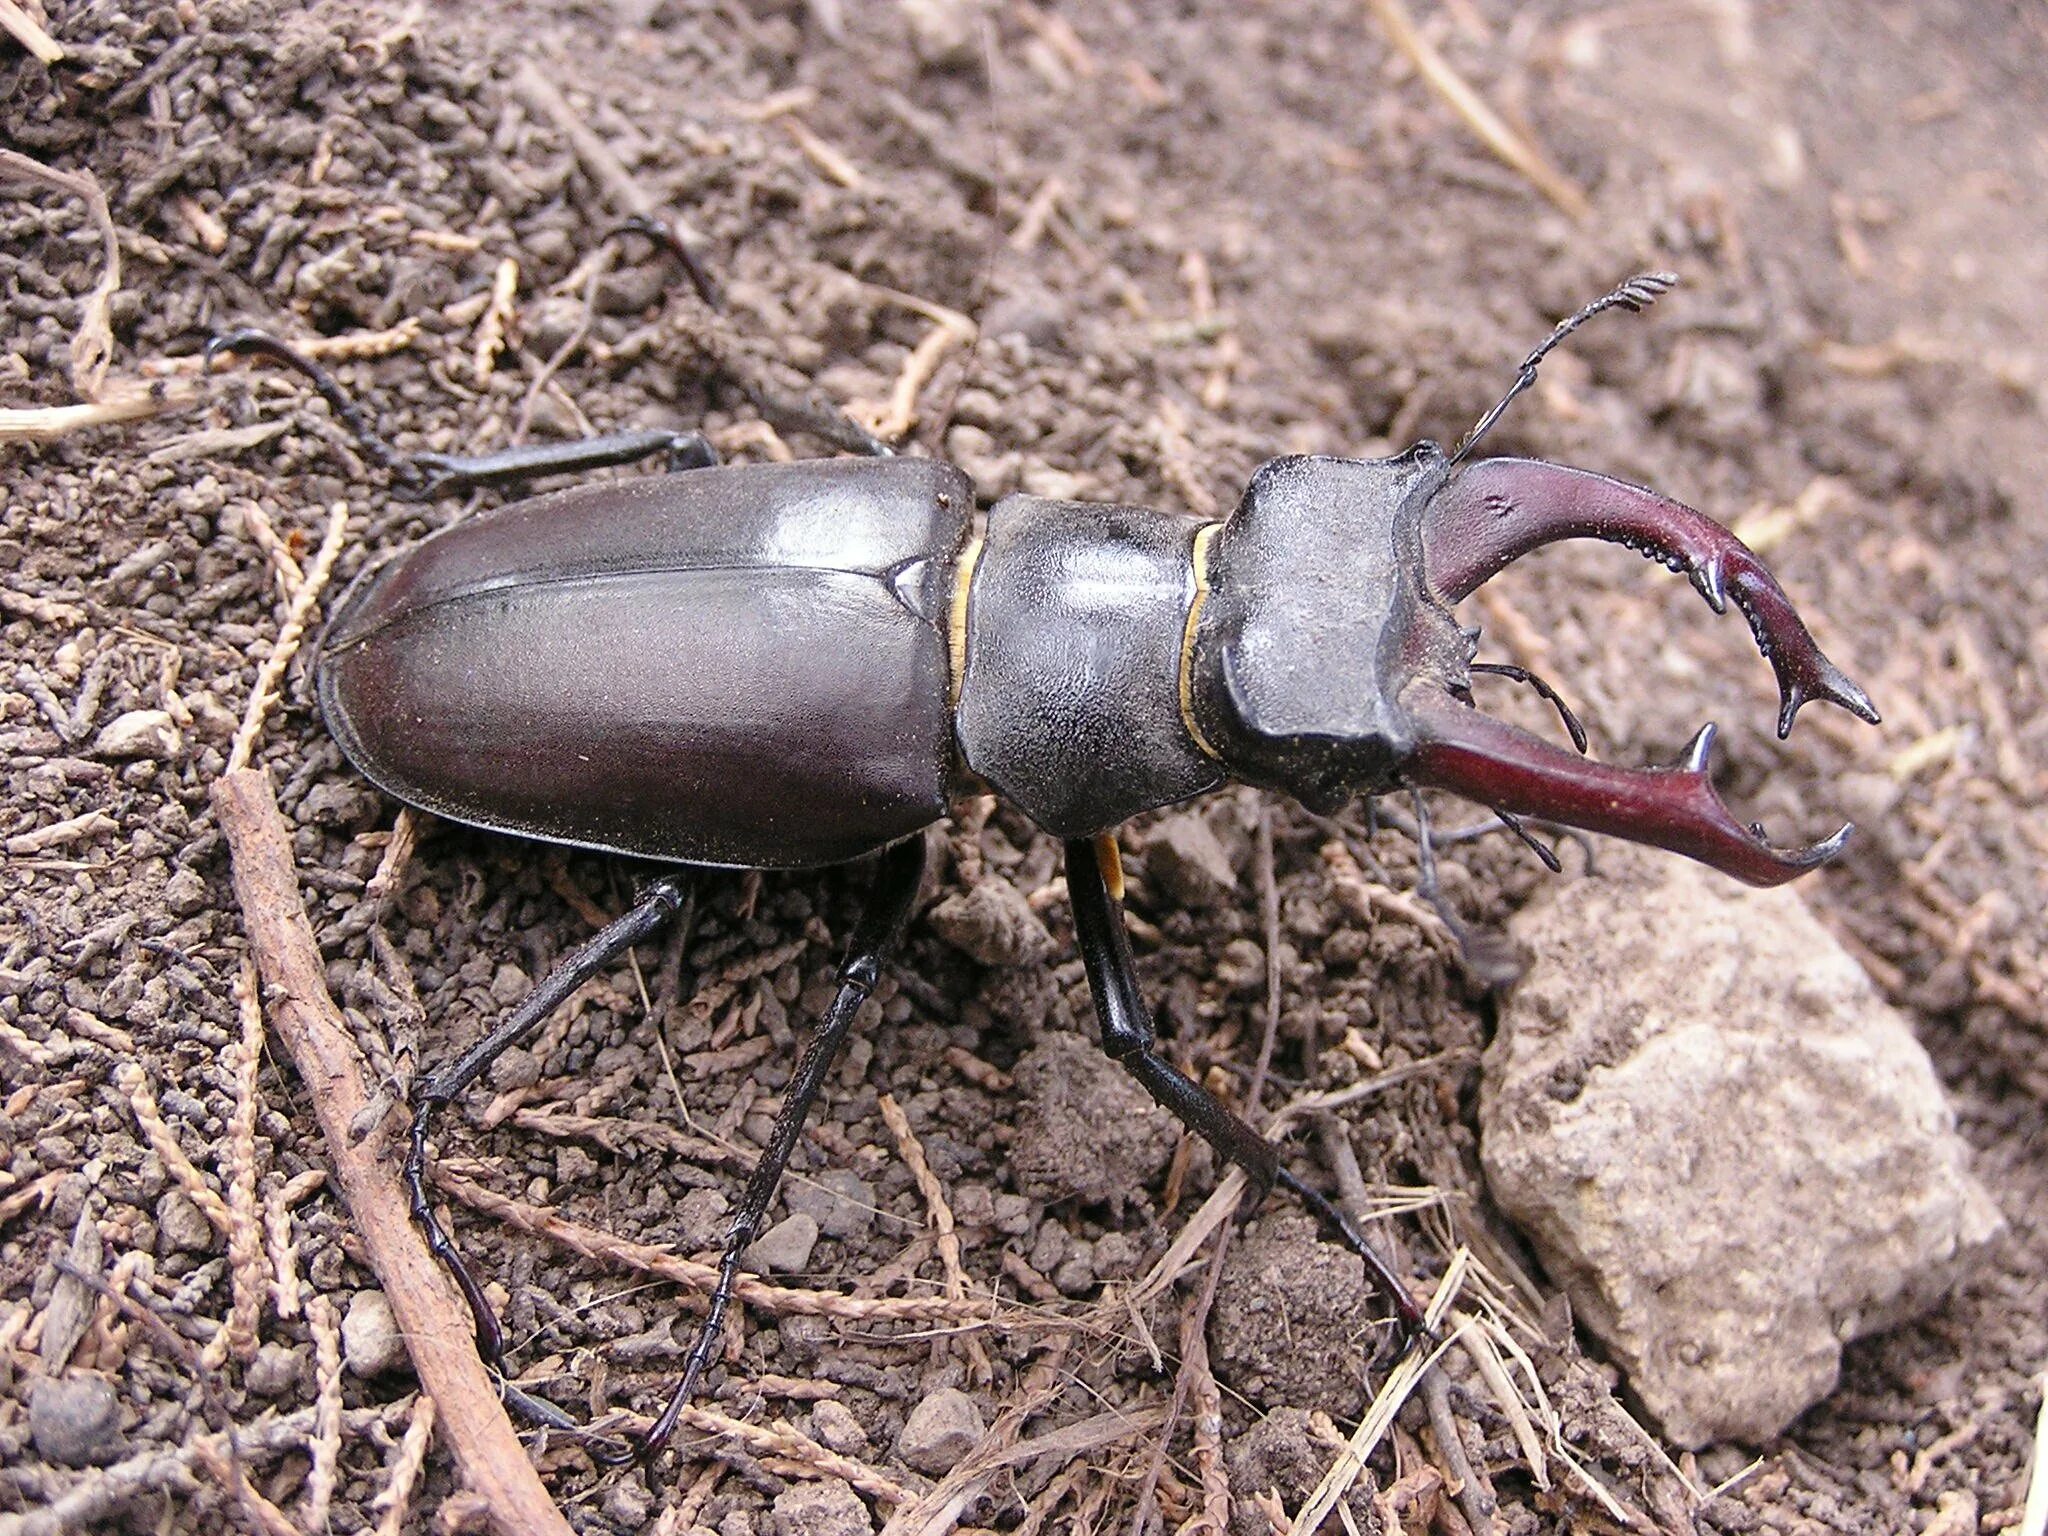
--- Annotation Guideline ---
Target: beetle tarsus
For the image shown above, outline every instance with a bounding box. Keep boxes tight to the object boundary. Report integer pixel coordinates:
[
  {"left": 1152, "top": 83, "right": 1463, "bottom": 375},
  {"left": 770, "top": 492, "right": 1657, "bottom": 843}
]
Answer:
[
  {"left": 1065, "top": 838, "right": 1428, "bottom": 1328},
  {"left": 401, "top": 875, "right": 693, "bottom": 1432},
  {"left": 603, "top": 212, "right": 723, "bottom": 311},
  {"left": 637, "top": 836, "right": 927, "bottom": 1462}
]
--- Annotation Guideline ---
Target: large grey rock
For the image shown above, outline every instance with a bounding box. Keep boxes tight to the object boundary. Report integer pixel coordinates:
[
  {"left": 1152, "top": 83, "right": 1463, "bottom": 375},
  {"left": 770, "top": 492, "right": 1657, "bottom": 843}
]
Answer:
[{"left": 1481, "top": 848, "right": 2004, "bottom": 1447}]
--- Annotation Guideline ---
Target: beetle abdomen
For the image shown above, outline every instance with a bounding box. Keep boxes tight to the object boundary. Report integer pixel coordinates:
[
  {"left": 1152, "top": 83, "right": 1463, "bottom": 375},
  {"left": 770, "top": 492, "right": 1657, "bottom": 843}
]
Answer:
[{"left": 318, "top": 458, "right": 974, "bottom": 868}]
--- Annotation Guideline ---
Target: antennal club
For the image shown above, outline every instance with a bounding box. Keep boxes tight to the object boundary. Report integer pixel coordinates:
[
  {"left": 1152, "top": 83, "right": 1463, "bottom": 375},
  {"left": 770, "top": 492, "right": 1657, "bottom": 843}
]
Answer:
[{"left": 1448, "top": 271, "right": 1679, "bottom": 467}]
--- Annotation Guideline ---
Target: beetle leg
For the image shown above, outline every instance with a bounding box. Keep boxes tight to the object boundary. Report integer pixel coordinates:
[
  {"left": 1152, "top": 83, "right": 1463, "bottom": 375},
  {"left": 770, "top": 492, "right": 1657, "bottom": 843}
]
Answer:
[
  {"left": 1422, "top": 457, "right": 1880, "bottom": 738},
  {"left": 637, "top": 835, "right": 927, "bottom": 1462},
  {"left": 403, "top": 872, "right": 692, "bottom": 1452},
  {"left": 1064, "top": 837, "right": 1427, "bottom": 1339},
  {"left": 407, "top": 429, "right": 719, "bottom": 498},
  {"left": 1404, "top": 689, "right": 1851, "bottom": 887}
]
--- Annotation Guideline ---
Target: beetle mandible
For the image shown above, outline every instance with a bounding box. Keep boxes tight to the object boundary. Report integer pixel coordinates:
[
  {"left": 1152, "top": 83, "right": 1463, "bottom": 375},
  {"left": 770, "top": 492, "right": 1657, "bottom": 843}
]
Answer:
[{"left": 212, "top": 270, "right": 1878, "bottom": 1462}]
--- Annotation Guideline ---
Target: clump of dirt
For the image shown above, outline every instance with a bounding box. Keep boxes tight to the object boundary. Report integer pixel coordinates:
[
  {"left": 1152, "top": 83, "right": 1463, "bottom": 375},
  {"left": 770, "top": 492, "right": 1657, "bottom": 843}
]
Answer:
[
  {"left": 1007, "top": 1030, "right": 1178, "bottom": 1208},
  {"left": 1209, "top": 1215, "right": 1387, "bottom": 1423},
  {"left": 3, "top": 1, "right": 2044, "bottom": 1534}
]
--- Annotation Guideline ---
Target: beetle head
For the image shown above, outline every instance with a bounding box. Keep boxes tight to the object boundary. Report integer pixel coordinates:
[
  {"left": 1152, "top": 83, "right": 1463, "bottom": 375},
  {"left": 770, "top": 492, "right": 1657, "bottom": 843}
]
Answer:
[{"left": 1187, "top": 448, "right": 1881, "bottom": 886}]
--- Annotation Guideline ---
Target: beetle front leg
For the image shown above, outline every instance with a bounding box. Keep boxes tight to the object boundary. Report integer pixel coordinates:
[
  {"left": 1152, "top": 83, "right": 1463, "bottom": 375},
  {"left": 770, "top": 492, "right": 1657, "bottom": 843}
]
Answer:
[
  {"left": 635, "top": 834, "right": 927, "bottom": 1462},
  {"left": 1063, "top": 837, "right": 1427, "bottom": 1336}
]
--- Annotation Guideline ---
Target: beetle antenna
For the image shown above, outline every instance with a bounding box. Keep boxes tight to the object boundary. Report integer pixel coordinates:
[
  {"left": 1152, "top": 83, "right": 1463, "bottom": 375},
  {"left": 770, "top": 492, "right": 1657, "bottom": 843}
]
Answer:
[{"left": 1447, "top": 271, "right": 1678, "bottom": 467}]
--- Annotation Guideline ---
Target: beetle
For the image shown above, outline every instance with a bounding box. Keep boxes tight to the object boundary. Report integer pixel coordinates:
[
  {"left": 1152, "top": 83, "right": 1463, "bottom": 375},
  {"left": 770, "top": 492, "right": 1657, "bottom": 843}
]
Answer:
[{"left": 210, "top": 271, "right": 1878, "bottom": 1461}]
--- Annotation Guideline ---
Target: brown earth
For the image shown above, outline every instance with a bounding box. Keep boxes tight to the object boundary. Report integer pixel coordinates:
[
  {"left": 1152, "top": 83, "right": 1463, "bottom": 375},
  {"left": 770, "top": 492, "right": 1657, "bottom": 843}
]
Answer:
[{"left": 2, "top": 1, "right": 2044, "bottom": 1533}]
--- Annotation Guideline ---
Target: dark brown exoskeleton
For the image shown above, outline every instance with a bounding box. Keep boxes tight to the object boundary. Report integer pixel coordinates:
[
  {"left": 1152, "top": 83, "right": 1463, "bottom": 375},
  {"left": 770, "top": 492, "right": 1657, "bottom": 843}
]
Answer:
[{"left": 211, "top": 271, "right": 1878, "bottom": 1461}]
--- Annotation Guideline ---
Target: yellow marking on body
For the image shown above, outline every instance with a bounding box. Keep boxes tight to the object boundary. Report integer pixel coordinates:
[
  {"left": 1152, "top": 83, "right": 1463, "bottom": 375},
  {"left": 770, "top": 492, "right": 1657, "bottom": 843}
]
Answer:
[
  {"left": 1177, "top": 521, "right": 1223, "bottom": 761},
  {"left": 947, "top": 532, "right": 986, "bottom": 708},
  {"left": 1093, "top": 831, "right": 1125, "bottom": 902}
]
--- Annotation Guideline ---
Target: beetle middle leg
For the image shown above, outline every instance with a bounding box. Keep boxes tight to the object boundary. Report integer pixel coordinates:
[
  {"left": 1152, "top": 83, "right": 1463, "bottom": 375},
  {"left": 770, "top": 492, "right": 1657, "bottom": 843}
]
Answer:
[
  {"left": 633, "top": 833, "right": 927, "bottom": 1461},
  {"left": 1063, "top": 835, "right": 1428, "bottom": 1338}
]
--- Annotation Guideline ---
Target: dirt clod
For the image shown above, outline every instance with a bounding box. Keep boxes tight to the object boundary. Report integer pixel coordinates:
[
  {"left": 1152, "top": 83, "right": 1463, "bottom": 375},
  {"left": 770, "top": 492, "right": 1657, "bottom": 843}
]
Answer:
[
  {"left": 925, "top": 876, "right": 1056, "bottom": 967},
  {"left": 1209, "top": 1215, "right": 1384, "bottom": 1422},
  {"left": 772, "top": 1478, "right": 874, "bottom": 1536},
  {"left": 28, "top": 1375, "right": 123, "bottom": 1469},
  {"left": 1008, "top": 1031, "right": 1178, "bottom": 1206}
]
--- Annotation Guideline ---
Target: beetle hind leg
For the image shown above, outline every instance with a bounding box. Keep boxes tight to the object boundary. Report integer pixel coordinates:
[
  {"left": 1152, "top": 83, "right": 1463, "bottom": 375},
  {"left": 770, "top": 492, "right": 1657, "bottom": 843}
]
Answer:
[{"left": 1064, "top": 837, "right": 1428, "bottom": 1339}]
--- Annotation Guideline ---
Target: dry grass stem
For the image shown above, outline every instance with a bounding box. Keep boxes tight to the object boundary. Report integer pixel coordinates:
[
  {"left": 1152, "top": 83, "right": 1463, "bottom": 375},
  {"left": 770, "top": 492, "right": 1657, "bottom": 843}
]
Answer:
[
  {"left": 212, "top": 767, "right": 575, "bottom": 1536},
  {"left": 0, "top": 147, "right": 120, "bottom": 395},
  {"left": 304, "top": 1294, "right": 344, "bottom": 1533},
  {"left": 655, "top": 1402, "right": 913, "bottom": 1506},
  {"left": 226, "top": 500, "right": 350, "bottom": 773},
  {"left": 431, "top": 1165, "right": 1022, "bottom": 1330},
  {"left": 372, "top": 1394, "right": 436, "bottom": 1536},
  {"left": 213, "top": 958, "right": 269, "bottom": 1365},
  {"left": 0, "top": 0, "right": 63, "bottom": 61},
  {"left": 474, "top": 257, "right": 518, "bottom": 381},
  {"left": 782, "top": 115, "right": 864, "bottom": 187},
  {"left": 189, "top": 1441, "right": 299, "bottom": 1536},
  {"left": 117, "top": 1060, "right": 232, "bottom": 1232},
  {"left": 1361, "top": 0, "right": 1590, "bottom": 220},
  {"left": 878, "top": 1091, "right": 991, "bottom": 1381},
  {"left": 0, "top": 375, "right": 207, "bottom": 443}
]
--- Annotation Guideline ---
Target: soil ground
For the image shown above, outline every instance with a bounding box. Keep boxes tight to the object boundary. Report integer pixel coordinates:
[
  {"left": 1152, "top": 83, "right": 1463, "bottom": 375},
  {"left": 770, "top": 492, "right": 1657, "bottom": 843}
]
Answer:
[{"left": 3, "top": 1, "right": 2045, "bottom": 1533}]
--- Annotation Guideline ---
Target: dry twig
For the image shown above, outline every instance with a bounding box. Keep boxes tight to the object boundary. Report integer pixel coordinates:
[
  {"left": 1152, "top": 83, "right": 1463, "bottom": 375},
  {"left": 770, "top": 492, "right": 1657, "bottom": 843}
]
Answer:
[
  {"left": 0, "top": 0, "right": 63, "bottom": 62},
  {"left": 878, "top": 1091, "right": 991, "bottom": 1383},
  {"left": 212, "top": 768, "right": 575, "bottom": 1536},
  {"left": 226, "top": 501, "right": 350, "bottom": 773},
  {"left": 1362, "top": 0, "right": 1590, "bottom": 220}
]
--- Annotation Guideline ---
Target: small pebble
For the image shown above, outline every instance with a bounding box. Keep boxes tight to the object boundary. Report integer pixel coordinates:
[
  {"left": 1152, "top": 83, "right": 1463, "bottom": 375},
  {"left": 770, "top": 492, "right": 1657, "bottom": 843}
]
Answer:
[
  {"left": 603, "top": 1479, "right": 654, "bottom": 1529},
  {"left": 245, "top": 1341, "right": 301, "bottom": 1397},
  {"left": 784, "top": 1169, "right": 875, "bottom": 1241},
  {"left": 673, "top": 1187, "right": 732, "bottom": 1252},
  {"left": 745, "top": 1212, "right": 820, "bottom": 1275},
  {"left": 895, "top": 1386, "right": 983, "bottom": 1476},
  {"left": 342, "top": 1289, "right": 408, "bottom": 1378},
  {"left": 1143, "top": 812, "right": 1238, "bottom": 908},
  {"left": 810, "top": 1397, "right": 869, "bottom": 1455},
  {"left": 926, "top": 877, "right": 1055, "bottom": 967},
  {"left": 155, "top": 1189, "right": 216, "bottom": 1255},
  {"left": 30, "top": 1375, "right": 123, "bottom": 1467},
  {"left": 162, "top": 866, "right": 209, "bottom": 916},
  {"left": 92, "top": 709, "right": 181, "bottom": 762},
  {"left": 773, "top": 1478, "right": 873, "bottom": 1536}
]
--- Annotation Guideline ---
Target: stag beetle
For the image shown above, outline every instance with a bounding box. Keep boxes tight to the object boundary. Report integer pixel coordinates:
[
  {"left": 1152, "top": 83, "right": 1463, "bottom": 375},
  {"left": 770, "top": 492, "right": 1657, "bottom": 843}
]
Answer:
[{"left": 210, "top": 271, "right": 1878, "bottom": 1461}]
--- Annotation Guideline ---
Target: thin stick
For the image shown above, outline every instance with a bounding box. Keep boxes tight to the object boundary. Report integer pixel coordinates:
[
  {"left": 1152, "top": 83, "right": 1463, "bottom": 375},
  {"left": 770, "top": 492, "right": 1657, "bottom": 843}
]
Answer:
[
  {"left": 1362, "top": 0, "right": 1590, "bottom": 221},
  {"left": 0, "top": 0, "right": 64, "bottom": 62},
  {"left": 211, "top": 768, "right": 576, "bottom": 1536},
  {"left": 432, "top": 1165, "right": 1019, "bottom": 1329}
]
